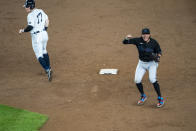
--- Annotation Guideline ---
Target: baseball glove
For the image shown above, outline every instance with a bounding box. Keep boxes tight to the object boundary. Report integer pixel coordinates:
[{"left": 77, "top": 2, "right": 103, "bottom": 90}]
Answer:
[{"left": 152, "top": 53, "right": 160, "bottom": 62}]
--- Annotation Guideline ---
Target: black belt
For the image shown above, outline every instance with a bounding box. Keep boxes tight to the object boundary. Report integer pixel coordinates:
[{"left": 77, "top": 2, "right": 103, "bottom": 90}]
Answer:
[
  {"left": 140, "top": 59, "right": 153, "bottom": 62},
  {"left": 33, "top": 29, "right": 46, "bottom": 34},
  {"left": 33, "top": 31, "right": 40, "bottom": 34}
]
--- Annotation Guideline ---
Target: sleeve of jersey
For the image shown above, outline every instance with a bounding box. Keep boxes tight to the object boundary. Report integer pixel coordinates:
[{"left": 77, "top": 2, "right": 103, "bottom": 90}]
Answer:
[
  {"left": 122, "top": 38, "right": 137, "bottom": 45},
  {"left": 155, "top": 41, "right": 162, "bottom": 55},
  {"left": 45, "top": 13, "right": 48, "bottom": 20},
  {"left": 27, "top": 14, "right": 34, "bottom": 27},
  {"left": 42, "top": 10, "right": 48, "bottom": 20},
  {"left": 43, "top": 12, "right": 49, "bottom": 31}
]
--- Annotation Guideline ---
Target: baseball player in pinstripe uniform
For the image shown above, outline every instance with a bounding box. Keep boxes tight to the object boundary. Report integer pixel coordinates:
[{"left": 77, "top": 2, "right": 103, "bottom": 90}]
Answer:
[{"left": 19, "top": 0, "right": 52, "bottom": 81}]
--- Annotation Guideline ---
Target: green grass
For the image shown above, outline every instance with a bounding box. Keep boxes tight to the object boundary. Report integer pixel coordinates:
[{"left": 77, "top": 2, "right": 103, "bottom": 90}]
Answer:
[{"left": 0, "top": 104, "right": 48, "bottom": 131}]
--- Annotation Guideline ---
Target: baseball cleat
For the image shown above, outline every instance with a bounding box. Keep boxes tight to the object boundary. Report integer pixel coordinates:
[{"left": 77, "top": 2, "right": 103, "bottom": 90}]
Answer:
[
  {"left": 157, "top": 96, "right": 164, "bottom": 108},
  {"left": 137, "top": 94, "right": 147, "bottom": 105},
  {"left": 47, "top": 69, "right": 52, "bottom": 82}
]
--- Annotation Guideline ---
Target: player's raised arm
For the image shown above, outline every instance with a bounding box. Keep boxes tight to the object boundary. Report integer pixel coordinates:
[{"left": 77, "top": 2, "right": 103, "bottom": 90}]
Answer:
[{"left": 122, "top": 34, "right": 137, "bottom": 44}]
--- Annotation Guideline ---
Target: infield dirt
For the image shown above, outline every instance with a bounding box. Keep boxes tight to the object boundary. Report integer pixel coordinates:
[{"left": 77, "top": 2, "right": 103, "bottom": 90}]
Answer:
[{"left": 0, "top": 0, "right": 196, "bottom": 131}]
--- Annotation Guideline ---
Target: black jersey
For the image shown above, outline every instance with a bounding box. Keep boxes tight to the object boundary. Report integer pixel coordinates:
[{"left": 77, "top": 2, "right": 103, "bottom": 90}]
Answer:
[{"left": 123, "top": 37, "right": 162, "bottom": 62}]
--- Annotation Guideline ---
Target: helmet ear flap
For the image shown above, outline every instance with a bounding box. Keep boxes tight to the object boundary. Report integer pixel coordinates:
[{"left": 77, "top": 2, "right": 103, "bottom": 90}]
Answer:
[{"left": 30, "top": 3, "right": 35, "bottom": 9}]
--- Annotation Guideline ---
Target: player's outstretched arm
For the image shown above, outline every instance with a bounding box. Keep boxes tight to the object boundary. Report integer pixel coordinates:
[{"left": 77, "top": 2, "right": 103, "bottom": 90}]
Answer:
[
  {"left": 19, "top": 25, "right": 33, "bottom": 34},
  {"left": 122, "top": 34, "right": 135, "bottom": 44}
]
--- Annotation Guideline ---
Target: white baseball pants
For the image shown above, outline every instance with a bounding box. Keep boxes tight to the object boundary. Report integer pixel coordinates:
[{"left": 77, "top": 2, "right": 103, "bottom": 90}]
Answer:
[
  {"left": 31, "top": 31, "right": 48, "bottom": 59},
  {"left": 134, "top": 60, "right": 158, "bottom": 84}
]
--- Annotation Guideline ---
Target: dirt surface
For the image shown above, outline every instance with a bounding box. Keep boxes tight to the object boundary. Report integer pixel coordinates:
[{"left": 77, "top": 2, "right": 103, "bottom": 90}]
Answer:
[{"left": 0, "top": 0, "right": 196, "bottom": 131}]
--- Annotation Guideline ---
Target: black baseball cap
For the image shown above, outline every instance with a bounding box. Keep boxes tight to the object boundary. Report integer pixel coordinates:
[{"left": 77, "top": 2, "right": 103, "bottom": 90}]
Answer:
[{"left": 142, "top": 28, "right": 150, "bottom": 34}]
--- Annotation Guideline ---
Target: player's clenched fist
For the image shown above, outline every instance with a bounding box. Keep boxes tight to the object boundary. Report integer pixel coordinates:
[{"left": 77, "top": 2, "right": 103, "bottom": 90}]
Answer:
[
  {"left": 19, "top": 29, "right": 24, "bottom": 34},
  {"left": 125, "top": 34, "right": 132, "bottom": 40}
]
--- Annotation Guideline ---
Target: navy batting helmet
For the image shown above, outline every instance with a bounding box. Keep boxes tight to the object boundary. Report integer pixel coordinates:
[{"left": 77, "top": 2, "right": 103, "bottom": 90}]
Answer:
[{"left": 24, "top": 0, "right": 35, "bottom": 9}]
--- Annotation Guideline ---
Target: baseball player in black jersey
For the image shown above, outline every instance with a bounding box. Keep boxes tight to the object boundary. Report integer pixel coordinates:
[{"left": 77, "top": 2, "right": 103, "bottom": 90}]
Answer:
[{"left": 122, "top": 28, "right": 164, "bottom": 108}]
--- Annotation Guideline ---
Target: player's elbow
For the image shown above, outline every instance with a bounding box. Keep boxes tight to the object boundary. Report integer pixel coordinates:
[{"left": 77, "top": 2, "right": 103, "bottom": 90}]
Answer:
[
  {"left": 45, "top": 19, "right": 49, "bottom": 27},
  {"left": 47, "top": 19, "right": 50, "bottom": 26},
  {"left": 24, "top": 25, "right": 33, "bottom": 32}
]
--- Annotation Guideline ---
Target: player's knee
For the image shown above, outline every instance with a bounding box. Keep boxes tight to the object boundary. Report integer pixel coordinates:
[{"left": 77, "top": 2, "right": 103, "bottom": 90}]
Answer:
[
  {"left": 43, "top": 49, "right": 47, "bottom": 54},
  {"left": 149, "top": 77, "right": 156, "bottom": 83},
  {"left": 36, "top": 54, "right": 43, "bottom": 60},
  {"left": 134, "top": 77, "right": 142, "bottom": 84}
]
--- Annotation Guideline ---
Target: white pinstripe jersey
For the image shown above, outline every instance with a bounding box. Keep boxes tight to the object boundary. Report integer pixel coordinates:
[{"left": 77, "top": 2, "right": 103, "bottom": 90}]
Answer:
[{"left": 27, "top": 8, "right": 48, "bottom": 34}]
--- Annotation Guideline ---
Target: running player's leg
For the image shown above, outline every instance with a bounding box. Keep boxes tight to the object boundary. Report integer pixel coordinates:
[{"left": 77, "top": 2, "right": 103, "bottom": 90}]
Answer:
[
  {"left": 32, "top": 35, "right": 49, "bottom": 71},
  {"left": 42, "top": 32, "right": 50, "bottom": 69},
  {"left": 41, "top": 31, "right": 52, "bottom": 81},
  {"left": 43, "top": 53, "right": 50, "bottom": 68}
]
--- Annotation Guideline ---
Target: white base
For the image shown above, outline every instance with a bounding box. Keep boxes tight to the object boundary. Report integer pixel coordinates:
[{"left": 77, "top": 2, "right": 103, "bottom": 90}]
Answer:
[{"left": 99, "top": 69, "right": 118, "bottom": 75}]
